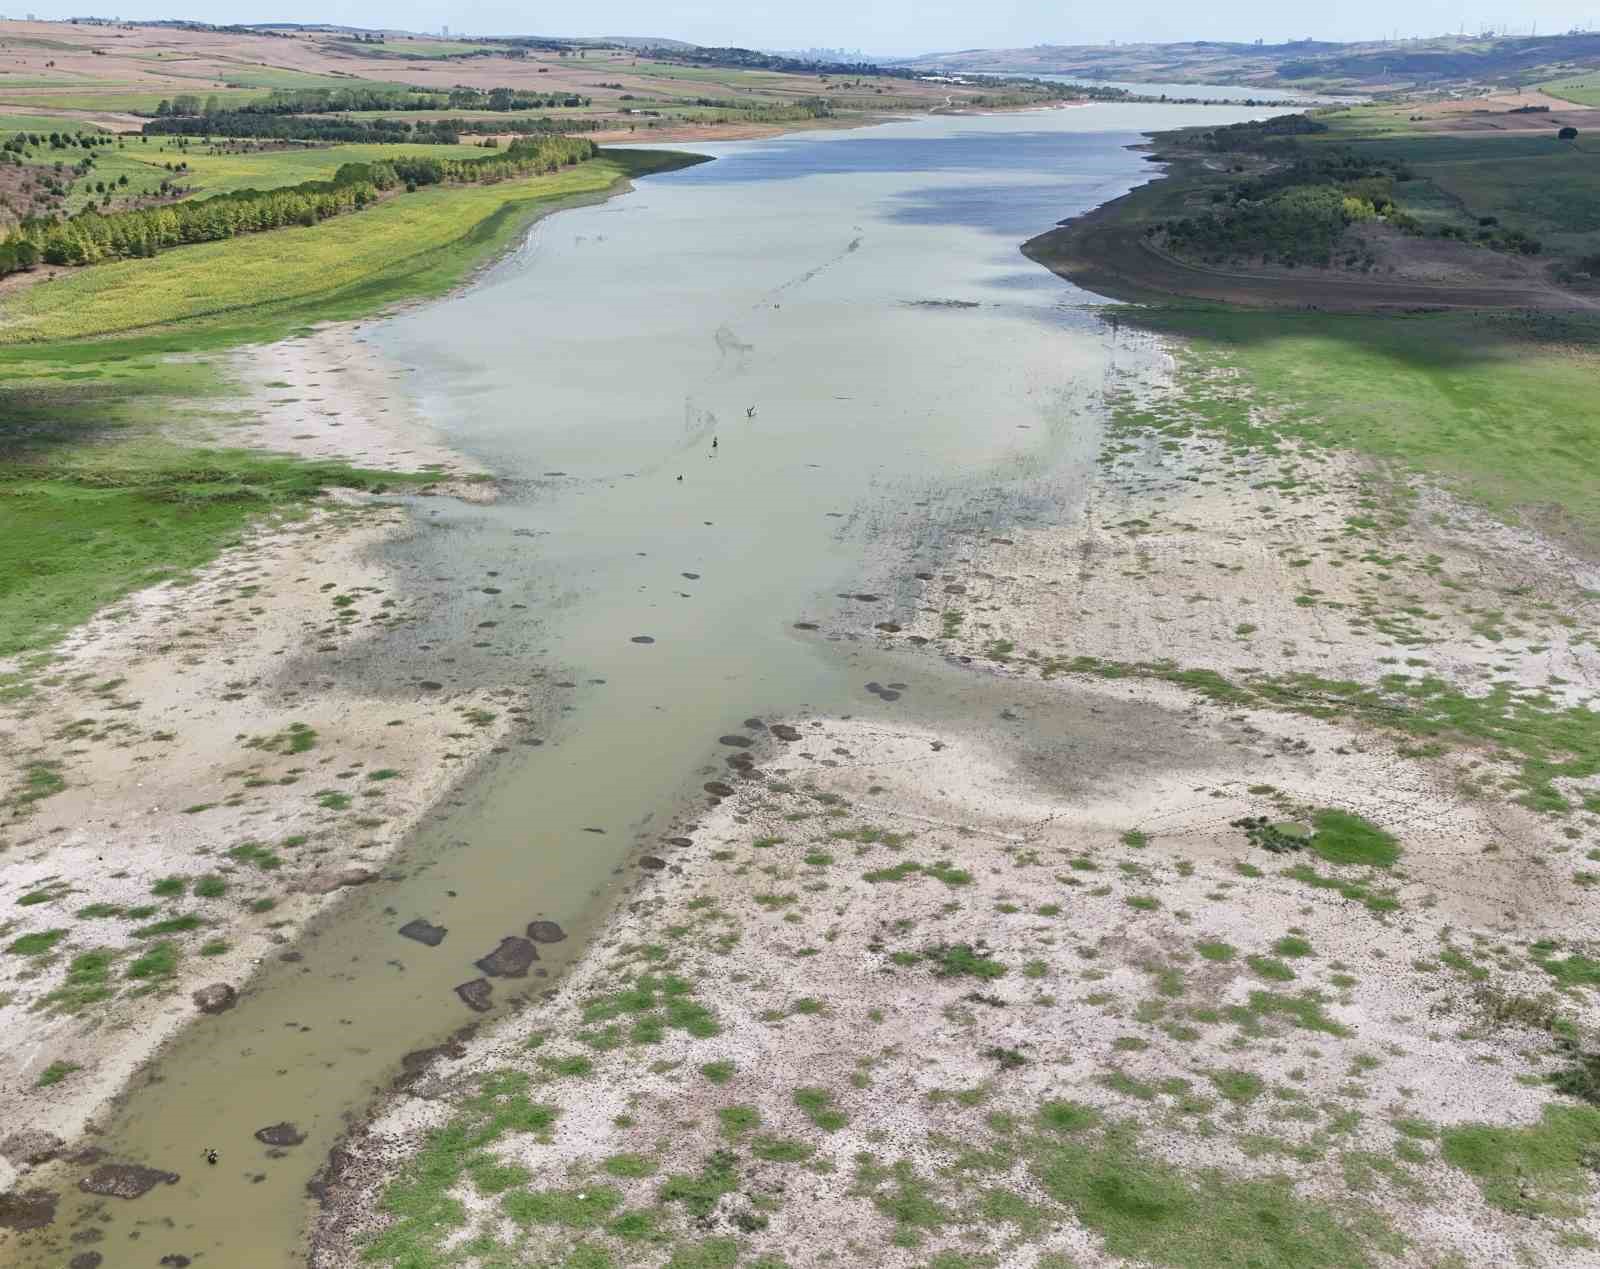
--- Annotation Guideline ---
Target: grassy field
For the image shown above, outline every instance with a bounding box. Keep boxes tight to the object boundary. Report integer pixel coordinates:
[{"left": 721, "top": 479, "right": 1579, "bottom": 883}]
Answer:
[
  {"left": 1321, "top": 131, "right": 1600, "bottom": 255},
  {"left": 0, "top": 355, "right": 424, "bottom": 658},
  {"left": 1129, "top": 307, "right": 1600, "bottom": 547},
  {"left": 330, "top": 38, "right": 511, "bottom": 59},
  {"left": 0, "top": 112, "right": 109, "bottom": 133},
  {"left": 0, "top": 87, "right": 266, "bottom": 113},
  {"left": 1542, "top": 73, "right": 1600, "bottom": 105},
  {"left": 0, "top": 150, "right": 693, "bottom": 343},
  {"left": 126, "top": 139, "right": 495, "bottom": 197}
]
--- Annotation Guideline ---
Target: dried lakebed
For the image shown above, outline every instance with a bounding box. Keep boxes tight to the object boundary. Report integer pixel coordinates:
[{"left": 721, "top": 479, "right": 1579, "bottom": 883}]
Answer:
[{"left": 314, "top": 327, "right": 1600, "bottom": 1267}]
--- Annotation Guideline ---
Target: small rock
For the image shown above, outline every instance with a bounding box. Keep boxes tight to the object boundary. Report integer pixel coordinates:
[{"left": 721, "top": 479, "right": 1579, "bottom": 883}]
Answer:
[
  {"left": 454, "top": 979, "right": 493, "bottom": 1012},
  {"left": 743, "top": 718, "right": 765, "bottom": 730},
  {"left": 638, "top": 855, "right": 668, "bottom": 872},
  {"left": 718, "top": 734, "right": 753, "bottom": 748},
  {"left": 703, "top": 781, "right": 734, "bottom": 798},
  {"left": 398, "top": 919, "right": 446, "bottom": 947},
  {"left": 630, "top": 635, "right": 656, "bottom": 644},
  {"left": 78, "top": 1163, "right": 179, "bottom": 1199},
  {"left": 298, "top": 868, "right": 378, "bottom": 895},
  {"left": 191, "top": 984, "right": 237, "bottom": 1015},
  {"left": 792, "top": 621, "right": 818, "bottom": 631},
  {"left": 253, "top": 1123, "right": 305, "bottom": 1147},
  {"left": 663, "top": 836, "right": 693, "bottom": 848},
  {"left": 0, "top": 1188, "right": 56, "bottom": 1231},
  {"left": 526, "top": 920, "right": 567, "bottom": 944},
  {"left": 474, "top": 937, "right": 538, "bottom": 978},
  {"left": 769, "top": 724, "right": 802, "bottom": 742}
]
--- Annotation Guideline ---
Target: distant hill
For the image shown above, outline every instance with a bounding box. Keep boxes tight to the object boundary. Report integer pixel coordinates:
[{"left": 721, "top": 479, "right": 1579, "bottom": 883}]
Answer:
[{"left": 893, "top": 32, "right": 1600, "bottom": 91}]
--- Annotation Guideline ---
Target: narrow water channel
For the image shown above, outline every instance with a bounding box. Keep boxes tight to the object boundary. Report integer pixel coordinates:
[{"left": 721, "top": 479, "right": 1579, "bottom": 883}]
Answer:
[{"left": 15, "top": 102, "right": 1267, "bottom": 1267}]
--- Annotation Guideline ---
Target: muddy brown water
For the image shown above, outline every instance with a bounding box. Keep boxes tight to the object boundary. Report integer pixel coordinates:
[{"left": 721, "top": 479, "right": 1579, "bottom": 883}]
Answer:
[{"left": 8, "top": 102, "right": 1269, "bottom": 1267}]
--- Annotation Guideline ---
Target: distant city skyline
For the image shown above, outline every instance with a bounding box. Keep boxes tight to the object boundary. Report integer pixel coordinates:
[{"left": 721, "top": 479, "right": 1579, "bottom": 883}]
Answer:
[{"left": 5, "top": 2, "right": 1590, "bottom": 58}]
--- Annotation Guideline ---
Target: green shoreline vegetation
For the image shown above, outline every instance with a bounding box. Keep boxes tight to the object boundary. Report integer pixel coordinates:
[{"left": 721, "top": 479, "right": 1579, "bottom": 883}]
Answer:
[{"left": 0, "top": 146, "right": 706, "bottom": 665}]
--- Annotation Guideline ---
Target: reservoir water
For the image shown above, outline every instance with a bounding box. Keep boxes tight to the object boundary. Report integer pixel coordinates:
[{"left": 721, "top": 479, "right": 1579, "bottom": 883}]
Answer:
[{"left": 11, "top": 101, "right": 1268, "bottom": 1267}]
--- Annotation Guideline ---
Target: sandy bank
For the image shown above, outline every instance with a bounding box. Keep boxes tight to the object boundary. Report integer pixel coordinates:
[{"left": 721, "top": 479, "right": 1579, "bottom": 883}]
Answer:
[{"left": 0, "top": 326, "right": 510, "bottom": 1201}]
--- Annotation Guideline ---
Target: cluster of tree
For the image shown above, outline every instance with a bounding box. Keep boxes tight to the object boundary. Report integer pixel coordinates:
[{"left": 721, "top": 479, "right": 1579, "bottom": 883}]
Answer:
[
  {"left": 1433, "top": 219, "right": 1542, "bottom": 254},
  {"left": 143, "top": 113, "right": 604, "bottom": 144},
  {"left": 1193, "top": 114, "right": 1330, "bottom": 155},
  {"left": 1160, "top": 183, "right": 1371, "bottom": 267},
  {"left": 0, "top": 135, "right": 595, "bottom": 277},
  {"left": 676, "top": 97, "right": 834, "bottom": 124},
  {"left": 3, "top": 130, "right": 116, "bottom": 153}
]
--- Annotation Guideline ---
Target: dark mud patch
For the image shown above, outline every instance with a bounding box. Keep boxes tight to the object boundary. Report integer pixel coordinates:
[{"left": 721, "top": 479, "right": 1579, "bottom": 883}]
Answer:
[
  {"left": 78, "top": 1163, "right": 179, "bottom": 1199},
  {"left": 254, "top": 1124, "right": 306, "bottom": 1147},
  {"left": 474, "top": 937, "right": 539, "bottom": 978},
  {"left": 398, "top": 919, "right": 447, "bottom": 947},
  {"left": 0, "top": 1188, "right": 57, "bottom": 1231},
  {"left": 454, "top": 979, "right": 493, "bottom": 1012}
]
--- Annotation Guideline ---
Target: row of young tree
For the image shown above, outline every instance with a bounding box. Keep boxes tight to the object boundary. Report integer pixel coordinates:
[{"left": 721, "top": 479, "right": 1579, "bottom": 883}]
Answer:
[
  {"left": 142, "top": 113, "right": 606, "bottom": 144},
  {"left": 150, "top": 86, "right": 591, "bottom": 120},
  {"left": 0, "top": 135, "right": 596, "bottom": 277},
  {"left": 2, "top": 129, "right": 117, "bottom": 154}
]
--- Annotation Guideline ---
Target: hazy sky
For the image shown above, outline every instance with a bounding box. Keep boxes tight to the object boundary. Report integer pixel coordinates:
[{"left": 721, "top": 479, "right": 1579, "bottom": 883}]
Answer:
[{"left": 15, "top": 1, "right": 1589, "bottom": 55}]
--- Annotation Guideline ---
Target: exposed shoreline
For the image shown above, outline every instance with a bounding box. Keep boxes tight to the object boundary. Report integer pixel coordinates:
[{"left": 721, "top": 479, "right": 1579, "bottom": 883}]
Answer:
[
  {"left": 0, "top": 150, "right": 712, "bottom": 1257},
  {"left": 300, "top": 327, "right": 1600, "bottom": 1266},
  {"left": 0, "top": 325, "right": 511, "bottom": 1178}
]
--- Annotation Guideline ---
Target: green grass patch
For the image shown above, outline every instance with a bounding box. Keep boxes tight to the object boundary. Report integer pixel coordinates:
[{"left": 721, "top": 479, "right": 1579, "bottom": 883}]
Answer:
[
  {"left": 126, "top": 940, "right": 179, "bottom": 980},
  {"left": 1441, "top": 1104, "right": 1600, "bottom": 1217},
  {"left": 1031, "top": 1119, "right": 1401, "bottom": 1267},
  {"left": 6, "top": 928, "right": 65, "bottom": 956},
  {"left": 1308, "top": 811, "right": 1399, "bottom": 868},
  {"left": 43, "top": 948, "right": 117, "bottom": 1012},
  {"left": 35, "top": 1060, "right": 81, "bottom": 1087},
  {"left": 503, "top": 1185, "right": 622, "bottom": 1229},
  {"left": 793, "top": 1086, "right": 849, "bottom": 1131},
  {"left": 362, "top": 1074, "right": 560, "bottom": 1264}
]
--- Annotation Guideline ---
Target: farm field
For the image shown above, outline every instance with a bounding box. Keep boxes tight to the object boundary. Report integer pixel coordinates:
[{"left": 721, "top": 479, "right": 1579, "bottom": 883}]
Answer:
[
  {"left": 0, "top": 149, "right": 694, "bottom": 343},
  {"left": 1544, "top": 73, "right": 1600, "bottom": 105},
  {"left": 0, "top": 17, "right": 984, "bottom": 138},
  {"left": 120, "top": 138, "right": 499, "bottom": 196}
]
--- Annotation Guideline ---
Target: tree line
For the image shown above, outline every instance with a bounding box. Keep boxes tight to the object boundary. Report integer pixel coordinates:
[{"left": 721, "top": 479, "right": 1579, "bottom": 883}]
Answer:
[
  {"left": 142, "top": 113, "right": 607, "bottom": 144},
  {"left": 151, "top": 85, "right": 591, "bottom": 120},
  {"left": 0, "top": 135, "right": 596, "bottom": 277}
]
